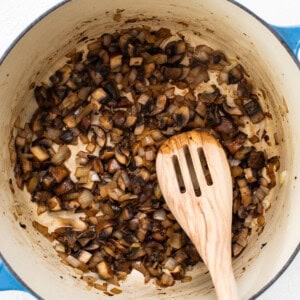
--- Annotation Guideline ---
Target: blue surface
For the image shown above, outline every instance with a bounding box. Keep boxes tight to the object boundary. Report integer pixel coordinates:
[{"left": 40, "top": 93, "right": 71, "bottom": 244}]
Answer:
[
  {"left": 272, "top": 25, "right": 300, "bottom": 57},
  {"left": 0, "top": 258, "right": 28, "bottom": 292},
  {"left": 0, "top": 24, "right": 299, "bottom": 296}
]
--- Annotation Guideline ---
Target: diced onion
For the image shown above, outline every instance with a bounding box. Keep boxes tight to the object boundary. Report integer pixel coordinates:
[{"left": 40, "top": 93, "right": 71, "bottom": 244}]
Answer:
[
  {"left": 78, "top": 189, "right": 94, "bottom": 209},
  {"left": 51, "top": 145, "right": 71, "bottom": 165},
  {"left": 164, "top": 257, "right": 177, "bottom": 271},
  {"left": 153, "top": 209, "right": 166, "bottom": 221},
  {"left": 168, "top": 233, "right": 183, "bottom": 249},
  {"left": 66, "top": 255, "right": 81, "bottom": 268}
]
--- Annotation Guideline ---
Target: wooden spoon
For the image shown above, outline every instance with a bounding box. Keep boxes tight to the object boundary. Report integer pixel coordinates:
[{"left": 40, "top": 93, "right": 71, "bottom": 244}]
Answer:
[{"left": 156, "top": 130, "right": 239, "bottom": 300}]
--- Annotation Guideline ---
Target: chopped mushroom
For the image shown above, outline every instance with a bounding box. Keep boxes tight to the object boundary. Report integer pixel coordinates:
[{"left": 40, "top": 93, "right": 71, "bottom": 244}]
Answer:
[
  {"left": 244, "top": 168, "right": 256, "bottom": 183},
  {"left": 228, "top": 64, "right": 244, "bottom": 84},
  {"left": 30, "top": 146, "right": 49, "bottom": 161},
  {"left": 224, "top": 132, "right": 247, "bottom": 154},
  {"left": 232, "top": 243, "right": 244, "bottom": 257},
  {"left": 48, "top": 196, "right": 62, "bottom": 211},
  {"left": 173, "top": 106, "right": 190, "bottom": 130},
  {"left": 238, "top": 179, "right": 252, "bottom": 207},
  {"left": 198, "top": 85, "right": 219, "bottom": 103},
  {"left": 54, "top": 178, "right": 74, "bottom": 195},
  {"left": 150, "top": 54, "right": 168, "bottom": 65},
  {"left": 222, "top": 102, "right": 243, "bottom": 115},
  {"left": 168, "top": 233, "right": 183, "bottom": 249},
  {"left": 214, "top": 117, "right": 237, "bottom": 138},
  {"left": 91, "top": 88, "right": 108, "bottom": 102},
  {"left": 107, "top": 159, "right": 121, "bottom": 174},
  {"left": 110, "top": 55, "right": 123, "bottom": 70},
  {"left": 194, "top": 45, "right": 213, "bottom": 62},
  {"left": 165, "top": 40, "right": 186, "bottom": 64},
  {"left": 50, "top": 166, "right": 70, "bottom": 183},
  {"left": 237, "top": 79, "right": 252, "bottom": 98},
  {"left": 156, "top": 273, "right": 175, "bottom": 287},
  {"left": 248, "top": 150, "right": 265, "bottom": 169},
  {"left": 243, "top": 97, "right": 265, "bottom": 124},
  {"left": 129, "top": 57, "right": 144, "bottom": 66}
]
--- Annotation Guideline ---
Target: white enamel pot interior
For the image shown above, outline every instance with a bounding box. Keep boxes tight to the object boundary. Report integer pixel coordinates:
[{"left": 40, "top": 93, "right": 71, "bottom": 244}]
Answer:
[{"left": 0, "top": 0, "right": 299, "bottom": 299}]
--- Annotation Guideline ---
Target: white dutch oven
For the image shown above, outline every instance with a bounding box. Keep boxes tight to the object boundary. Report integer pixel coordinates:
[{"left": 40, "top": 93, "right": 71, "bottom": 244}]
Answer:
[{"left": 0, "top": 0, "right": 299, "bottom": 299}]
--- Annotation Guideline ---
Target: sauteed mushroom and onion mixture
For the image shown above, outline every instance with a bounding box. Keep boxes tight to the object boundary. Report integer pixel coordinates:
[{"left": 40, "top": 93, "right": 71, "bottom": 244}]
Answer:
[{"left": 13, "top": 27, "right": 280, "bottom": 293}]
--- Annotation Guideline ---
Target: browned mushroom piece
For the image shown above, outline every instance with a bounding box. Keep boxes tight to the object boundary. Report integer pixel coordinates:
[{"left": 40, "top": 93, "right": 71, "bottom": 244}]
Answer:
[
  {"left": 99, "top": 114, "right": 113, "bottom": 131},
  {"left": 112, "top": 111, "right": 127, "bottom": 128},
  {"left": 150, "top": 54, "right": 168, "bottom": 65},
  {"left": 106, "top": 158, "right": 122, "bottom": 174},
  {"left": 232, "top": 243, "right": 244, "bottom": 257},
  {"left": 50, "top": 65, "right": 72, "bottom": 86},
  {"left": 238, "top": 178, "right": 252, "bottom": 207},
  {"left": 228, "top": 64, "right": 244, "bottom": 84},
  {"left": 50, "top": 165, "right": 69, "bottom": 183},
  {"left": 163, "top": 67, "right": 184, "bottom": 81},
  {"left": 114, "top": 146, "right": 128, "bottom": 165},
  {"left": 91, "top": 88, "right": 108, "bottom": 102},
  {"left": 224, "top": 132, "right": 247, "bottom": 154},
  {"left": 129, "top": 57, "right": 144, "bottom": 66},
  {"left": 173, "top": 106, "right": 190, "bottom": 130},
  {"left": 46, "top": 196, "right": 61, "bottom": 212},
  {"left": 248, "top": 150, "right": 265, "bottom": 169},
  {"left": 110, "top": 55, "right": 123, "bottom": 70},
  {"left": 198, "top": 85, "right": 220, "bottom": 103},
  {"left": 237, "top": 79, "right": 252, "bottom": 98},
  {"left": 214, "top": 116, "right": 238, "bottom": 139},
  {"left": 30, "top": 146, "right": 49, "bottom": 161},
  {"left": 54, "top": 178, "right": 75, "bottom": 196},
  {"left": 243, "top": 97, "right": 265, "bottom": 124},
  {"left": 165, "top": 40, "right": 186, "bottom": 64},
  {"left": 156, "top": 272, "right": 175, "bottom": 287},
  {"left": 186, "top": 66, "right": 209, "bottom": 89},
  {"left": 222, "top": 102, "right": 243, "bottom": 115}
]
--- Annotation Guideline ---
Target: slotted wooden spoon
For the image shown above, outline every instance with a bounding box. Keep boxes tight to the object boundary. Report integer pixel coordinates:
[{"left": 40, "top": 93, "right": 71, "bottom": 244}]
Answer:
[{"left": 156, "top": 130, "right": 239, "bottom": 300}]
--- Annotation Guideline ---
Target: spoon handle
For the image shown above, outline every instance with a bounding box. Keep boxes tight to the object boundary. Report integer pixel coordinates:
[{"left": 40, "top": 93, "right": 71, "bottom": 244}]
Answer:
[
  {"left": 210, "top": 264, "right": 239, "bottom": 300},
  {"left": 192, "top": 199, "right": 239, "bottom": 300}
]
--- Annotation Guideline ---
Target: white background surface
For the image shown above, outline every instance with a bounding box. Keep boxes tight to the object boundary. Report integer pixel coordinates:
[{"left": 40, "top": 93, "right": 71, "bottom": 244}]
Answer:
[{"left": 0, "top": 0, "right": 299, "bottom": 299}]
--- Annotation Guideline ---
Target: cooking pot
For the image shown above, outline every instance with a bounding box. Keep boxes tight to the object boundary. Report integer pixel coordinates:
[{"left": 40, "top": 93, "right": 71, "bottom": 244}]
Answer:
[{"left": 0, "top": 0, "right": 299, "bottom": 299}]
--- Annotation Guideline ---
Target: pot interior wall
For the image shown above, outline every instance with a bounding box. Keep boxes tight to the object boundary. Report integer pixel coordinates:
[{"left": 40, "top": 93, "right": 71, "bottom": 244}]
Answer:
[{"left": 0, "top": 0, "right": 299, "bottom": 299}]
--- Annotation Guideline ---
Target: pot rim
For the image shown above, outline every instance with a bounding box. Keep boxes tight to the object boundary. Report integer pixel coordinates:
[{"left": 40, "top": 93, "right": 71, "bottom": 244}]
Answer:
[{"left": 0, "top": 0, "right": 299, "bottom": 299}]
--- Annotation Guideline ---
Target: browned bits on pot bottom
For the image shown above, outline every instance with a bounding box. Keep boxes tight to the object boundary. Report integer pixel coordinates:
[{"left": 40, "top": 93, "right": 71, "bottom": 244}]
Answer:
[{"left": 13, "top": 26, "right": 279, "bottom": 289}]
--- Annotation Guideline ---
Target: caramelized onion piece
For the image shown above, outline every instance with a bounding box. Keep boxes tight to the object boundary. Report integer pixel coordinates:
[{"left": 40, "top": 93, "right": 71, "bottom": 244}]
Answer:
[
  {"left": 156, "top": 272, "right": 175, "bottom": 287},
  {"left": 97, "top": 261, "right": 114, "bottom": 280},
  {"left": 51, "top": 145, "right": 71, "bottom": 165}
]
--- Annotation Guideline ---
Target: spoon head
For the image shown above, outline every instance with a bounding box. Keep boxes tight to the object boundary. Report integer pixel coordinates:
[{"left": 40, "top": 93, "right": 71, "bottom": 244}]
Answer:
[{"left": 156, "top": 130, "right": 233, "bottom": 262}]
